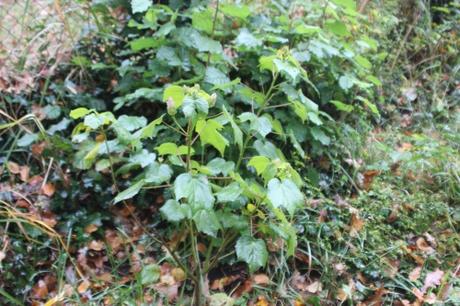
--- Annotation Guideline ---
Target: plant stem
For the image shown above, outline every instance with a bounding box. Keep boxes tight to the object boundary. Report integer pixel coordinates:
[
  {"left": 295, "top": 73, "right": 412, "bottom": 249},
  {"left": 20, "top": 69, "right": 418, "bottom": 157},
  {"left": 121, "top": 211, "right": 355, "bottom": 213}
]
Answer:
[{"left": 189, "top": 221, "right": 203, "bottom": 306}]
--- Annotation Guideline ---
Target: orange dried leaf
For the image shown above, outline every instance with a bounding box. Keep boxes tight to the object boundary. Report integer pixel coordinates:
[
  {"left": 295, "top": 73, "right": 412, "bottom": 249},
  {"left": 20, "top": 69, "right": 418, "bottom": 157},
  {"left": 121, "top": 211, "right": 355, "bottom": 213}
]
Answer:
[
  {"left": 77, "top": 280, "right": 91, "bottom": 294},
  {"left": 41, "top": 183, "right": 55, "bottom": 197},
  {"left": 409, "top": 266, "right": 422, "bottom": 282},
  {"left": 253, "top": 274, "right": 270, "bottom": 286}
]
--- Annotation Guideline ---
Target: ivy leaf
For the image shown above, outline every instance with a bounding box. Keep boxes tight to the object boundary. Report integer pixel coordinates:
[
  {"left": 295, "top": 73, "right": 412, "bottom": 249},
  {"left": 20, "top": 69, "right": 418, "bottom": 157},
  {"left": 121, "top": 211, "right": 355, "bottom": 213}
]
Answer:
[
  {"left": 193, "top": 210, "right": 221, "bottom": 237},
  {"left": 118, "top": 115, "right": 147, "bottom": 132},
  {"left": 144, "top": 162, "right": 172, "bottom": 183},
  {"left": 239, "top": 113, "right": 272, "bottom": 138},
  {"left": 174, "top": 173, "right": 215, "bottom": 209},
  {"left": 192, "top": 9, "right": 213, "bottom": 34},
  {"left": 131, "top": 0, "right": 152, "bottom": 14},
  {"left": 176, "top": 28, "right": 222, "bottom": 53},
  {"left": 310, "top": 127, "right": 331, "bottom": 145},
  {"left": 248, "top": 156, "right": 270, "bottom": 175},
  {"left": 217, "top": 182, "right": 242, "bottom": 202},
  {"left": 207, "top": 158, "right": 235, "bottom": 176},
  {"left": 195, "top": 119, "right": 228, "bottom": 156},
  {"left": 223, "top": 106, "right": 243, "bottom": 151},
  {"left": 130, "top": 149, "right": 156, "bottom": 168},
  {"left": 70, "top": 107, "right": 91, "bottom": 119},
  {"left": 163, "top": 85, "right": 185, "bottom": 108},
  {"left": 267, "top": 178, "right": 303, "bottom": 215},
  {"left": 182, "top": 96, "right": 209, "bottom": 118},
  {"left": 236, "top": 236, "right": 268, "bottom": 272},
  {"left": 220, "top": 4, "right": 251, "bottom": 20},
  {"left": 235, "top": 28, "right": 262, "bottom": 48},
  {"left": 140, "top": 264, "right": 160, "bottom": 285},
  {"left": 130, "top": 37, "right": 165, "bottom": 51},
  {"left": 160, "top": 199, "right": 188, "bottom": 222},
  {"left": 339, "top": 75, "right": 355, "bottom": 91},
  {"left": 139, "top": 116, "right": 163, "bottom": 139},
  {"left": 331, "top": 100, "right": 354, "bottom": 112},
  {"left": 325, "top": 20, "right": 350, "bottom": 37},
  {"left": 205, "top": 67, "right": 230, "bottom": 88},
  {"left": 156, "top": 143, "right": 191, "bottom": 155},
  {"left": 114, "top": 180, "right": 145, "bottom": 204}
]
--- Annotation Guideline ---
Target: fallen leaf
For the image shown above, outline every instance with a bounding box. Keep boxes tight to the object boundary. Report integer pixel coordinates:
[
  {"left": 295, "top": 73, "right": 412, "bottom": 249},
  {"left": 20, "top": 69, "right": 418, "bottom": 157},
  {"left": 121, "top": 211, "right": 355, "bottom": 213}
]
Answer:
[
  {"left": 416, "top": 237, "right": 435, "bottom": 254},
  {"left": 171, "top": 268, "right": 186, "bottom": 282},
  {"left": 0, "top": 251, "right": 5, "bottom": 262},
  {"left": 32, "top": 280, "right": 49, "bottom": 299},
  {"left": 350, "top": 213, "right": 365, "bottom": 237},
  {"left": 253, "top": 274, "right": 270, "bottom": 286},
  {"left": 306, "top": 280, "right": 322, "bottom": 293},
  {"left": 77, "top": 279, "right": 91, "bottom": 294},
  {"left": 362, "top": 170, "right": 379, "bottom": 190},
  {"left": 84, "top": 224, "right": 98, "bottom": 234},
  {"left": 255, "top": 295, "right": 269, "bottom": 306},
  {"left": 41, "top": 183, "right": 55, "bottom": 197},
  {"left": 409, "top": 266, "right": 422, "bottom": 282},
  {"left": 7, "top": 161, "right": 20, "bottom": 174},
  {"left": 421, "top": 269, "right": 444, "bottom": 293},
  {"left": 88, "top": 240, "right": 105, "bottom": 251},
  {"left": 364, "top": 287, "right": 388, "bottom": 306}
]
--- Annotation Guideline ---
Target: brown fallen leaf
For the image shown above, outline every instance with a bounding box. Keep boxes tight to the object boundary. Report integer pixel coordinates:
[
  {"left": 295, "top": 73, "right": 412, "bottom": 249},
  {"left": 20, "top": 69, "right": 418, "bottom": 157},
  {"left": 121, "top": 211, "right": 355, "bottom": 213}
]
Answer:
[
  {"left": 416, "top": 237, "right": 435, "bottom": 255},
  {"left": 32, "top": 280, "right": 49, "bottom": 299},
  {"left": 77, "top": 279, "right": 91, "bottom": 294},
  {"left": 88, "top": 240, "right": 105, "bottom": 251},
  {"left": 421, "top": 269, "right": 444, "bottom": 293},
  {"left": 350, "top": 213, "right": 365, "bottom": 237},
  {"left": 41, "top": 183, "right": 55, "bottom": 197},
  {"left": 255, "top": 295, "right": 269, "bottom": 306},
  {"left": 362, "top": 170, "right": 380, "bottom": 190},
  {"left": 252, "top": 274, "right": 270, "bottom": 286},
  {"left": 409, "top": 266, "right": 422, "bottom": 282},
  {"left": 84, "top": 223, "right": 98, "bottom": 234},
  {"left": 363, "top": 287, "right": 388, "bottom": 306}
]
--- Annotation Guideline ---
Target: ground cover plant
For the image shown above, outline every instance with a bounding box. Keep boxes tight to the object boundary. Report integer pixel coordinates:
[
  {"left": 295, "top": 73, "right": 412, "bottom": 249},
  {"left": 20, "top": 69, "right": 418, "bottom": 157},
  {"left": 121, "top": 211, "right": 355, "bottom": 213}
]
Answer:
[{"left": 0, "top": 0, "right": 459, "bottom": 305}]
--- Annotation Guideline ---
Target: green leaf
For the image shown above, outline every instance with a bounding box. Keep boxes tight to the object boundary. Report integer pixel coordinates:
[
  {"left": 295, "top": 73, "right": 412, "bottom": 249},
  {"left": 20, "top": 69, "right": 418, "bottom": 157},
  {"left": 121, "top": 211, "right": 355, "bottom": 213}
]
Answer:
[
  {"left": 235, "top": 236, "right": 268, "bottom": 272},
  {"left": 330, "top": 0, "right": 357, "bottom": 10},
  {"left": 355, "top": 55, "right": 372, "bottom": 69},
  {"left": 220, "top": 4, "right": 251, "bottom": 20},
  {"left": 238, "top": 113, "right": 272, "bottom": 138},
  {"left": 144, "top": 162, "right": 172, "bottom": 183},
  {"left": 308, "top": 112, "right": 323, "bottom": 126},
  {"left": 325, "top": 20, "right": 350, "bottom": 37},
  {"left": 205, "top": 67, "right": 230, "bottom": 87},
  {"left": 160, "top": 199, "right": 187, "bottom": 222},
  {"left": 140, "top": 264, "right": 160, "bottom": 285},
  {"left": 176, "top": 28, "right": 222, "bottom": 53},
  {"left": 163, "top": 85, "right": 185, "bottom": 108},
  {"left": 118, "top": 115, "right": 147, "bottom": 132},
  {"left": 182, "top": 96, "right": 209, "bottom": 118},
  {"left": 207, "top": 158, "right": 235, "bottom": 176},
  {"left": 17, "top": 133, "right": 38, "bottom": 147},
  {"left": 331, "top": 100, "right": 354, "bottom": 112},
  {"left": 248, "top": 156, "right": 270, "bottom": 175},
  {"left": 235, "top": 28, "right": 262, "bottom": 48},
  {"left": 156, "top": 143, "right": 191, "bottom": 155},
  {"left": 114, "top": 180, "right": 145, "bottom": 203},
  {"left": 193, "top": 210, "right": 221, "bottom": 237},
  {"left": 310, "top": 127, "right": 331, "bottom": 145},
  {"left": 130, "top": 149, "right": 156, "bottom": 168},
  {"left": 130, "top": 37, "right": 165, "bottom": 51},
  {"left": 192, "top": 9, "right": 213, "bottom": 34},
  {"left": 140, "top": 116, "right": 163, "bottom": 139},
  {"left": 223, "top": 106, "right": 243, "bottom": 151},
  {"left": 174, "top": 173, "right": 215, "bottom": 209},
  {"left": 156, "top": 46, "right": 181, "bottom": 66},
  {"left": 259, "top": 55, "right": 277, "bottom": 73},
  {"left": 267, "top": 178, "right": 303, "bottom": 215},
  {"left": 339, "top": 75, "right": 354, "bottom": 91},
  {"left": 238, "top": 85, "right": 265, "bottom": 106},
  {"left": 195, "top": 119, "right": 228, "bottom": 156},
  {"left": 70, "top": 107, "right": 91, "bottom": 119},
  {"left": 295, "top": 24, "right": 321, "bottom": 35},
  {"left": 217, "top": 182, "right": 242, "bottom": 202}
]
